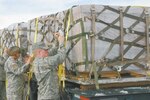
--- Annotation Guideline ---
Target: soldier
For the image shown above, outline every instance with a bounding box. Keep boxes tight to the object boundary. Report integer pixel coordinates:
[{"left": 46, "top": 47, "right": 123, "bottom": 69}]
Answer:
[
  {"left": 32, "top": 33, "right": 65, "bottom": 100},
  {"left": 4, "top": 46, "right": 32, "bottom": 100},
  {"left": 28, "top": 39, "right": 59, "bottom": 100},
  {"left": 0, "top": 56, "right": 7, "bottom": 100},
  {"left": 0, "top": 47, "right": 10, "bottom": 100}
]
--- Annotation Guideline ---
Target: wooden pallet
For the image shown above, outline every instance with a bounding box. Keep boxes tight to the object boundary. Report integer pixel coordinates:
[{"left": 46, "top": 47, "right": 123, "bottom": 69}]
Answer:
[
  {"left": 100, "top": 70, "right": 145, "bottom": 78},
  {"left": 66, "top": 70, "right": 149, "bottom": 90},
  {"left": 66, "top": 77, "right": 150, "bottom": 90},
  {"left": 67, "top": 70, "right": 146, "bottom": 81}
]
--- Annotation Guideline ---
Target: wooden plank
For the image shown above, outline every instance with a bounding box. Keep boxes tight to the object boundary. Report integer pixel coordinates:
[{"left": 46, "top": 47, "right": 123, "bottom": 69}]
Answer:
[
  {"left": 66, "top": 76, "right": 150, "bottom": 90},
  {"left": 67, "top": 70, "right": 145, "bottom": 81},
  {"left": 79, "top": 81, "right": 150, "bottom": 90},
  {"left": 129, "top": 70, "right": 145, "bottom": 77},
  {"left": 100, "top": 71, "right": 119, "bottom": 78}
]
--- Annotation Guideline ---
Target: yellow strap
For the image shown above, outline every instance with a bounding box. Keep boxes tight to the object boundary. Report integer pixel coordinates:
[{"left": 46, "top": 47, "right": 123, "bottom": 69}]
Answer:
[
  {"left": 0, "top": 38, "right": 3, "bottom": 55},
  {"left": 65, "top": 10, "right": 71, "bottom": 42},
  {"left": 26, "top": 18, "right": 38, "bottom": 99},
  {"left": 34, "top": 18, "right": 38, "bottom": 43},
  {"left": 58, "top": 65, "right": 65, "bottom": 88},
  {"left": 27, "top": 21, "right": 31, "bottom": 45},
  {"left": 26, "top": 18, "right": 38, "bottom": 100},
  {"left": 16, "top": 24, "right": 19, "bottom": 47},
  {"left": 58, "top": 64, "right": 65, "bottom": 87},
  {"left": 26, "top": 58, "right": 34, "bottom": 100},
  {"left": 26, "top": 65, "right": 34, "bottom": 100},
  {"left": 5, "top": 79, "right": 8, "bottom": 89},
  {"left": 58, "top": 9, "right": 71, "bottom": 88},
  {"left": 26, "top": 70, "right": 32, "bottom": 99}
]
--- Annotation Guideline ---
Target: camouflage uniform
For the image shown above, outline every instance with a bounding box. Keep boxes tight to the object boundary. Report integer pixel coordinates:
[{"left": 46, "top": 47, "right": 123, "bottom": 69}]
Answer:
[
  {"left": 4, "top": 56, "right": 29, "bottom": 100},
  {"left": 32, "top": 42, "right": 65, "bottom": 100},
  {"left": 0, "top": 56, "right": 7, "bottom": 100},
  {"left": 48, "top": 39, "right": 59, "bottom": 56}
]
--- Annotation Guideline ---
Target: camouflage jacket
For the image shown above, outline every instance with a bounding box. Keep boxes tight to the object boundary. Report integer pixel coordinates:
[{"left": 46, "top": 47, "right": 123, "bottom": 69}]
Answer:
[
  {"left": 33, "top": 45, "right": 65, "bottom": 99},
  {"left": 0, "top": 56, "right": 6, "bottom": 81},
  {"left": 4, "top": 56, "right": 29, "bottom": 95}
]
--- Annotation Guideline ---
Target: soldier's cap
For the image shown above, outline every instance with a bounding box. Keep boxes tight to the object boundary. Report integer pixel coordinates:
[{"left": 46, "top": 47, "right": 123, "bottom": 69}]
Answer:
[{"left": 32, "top": 42, "right": 49, "bottom": 51}]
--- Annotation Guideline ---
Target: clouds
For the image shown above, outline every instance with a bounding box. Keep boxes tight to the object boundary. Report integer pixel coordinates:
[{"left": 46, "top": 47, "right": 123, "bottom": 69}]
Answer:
[
  {"left": 0, "top": 0, "right": 78, "bottom": 15},
  {"left": 0, "top": 0, "right": 150, "bottom": 29},
  {"left": 78, "top": 0, "right": 150, "bottom": 6},
  {"left": 0, "top": 0, "right": 79, "bottom": 29}
]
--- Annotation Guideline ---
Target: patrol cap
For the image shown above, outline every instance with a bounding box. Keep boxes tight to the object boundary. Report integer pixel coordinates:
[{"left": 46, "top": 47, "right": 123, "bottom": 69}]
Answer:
[{"left": 32, "top": 42, "right": 49, "bottom": 51}]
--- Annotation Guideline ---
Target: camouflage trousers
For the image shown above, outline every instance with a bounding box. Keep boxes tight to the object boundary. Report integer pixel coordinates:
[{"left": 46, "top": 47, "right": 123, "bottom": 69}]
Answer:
[
  {"left": 6, "top": 94, "right": 23, "bottom": 100},
  {"left": 0, "top": 81, "right": 6, "bottom": 100},
  {"left": 6, "top": 88, "right": 24, "bottom": 100}
]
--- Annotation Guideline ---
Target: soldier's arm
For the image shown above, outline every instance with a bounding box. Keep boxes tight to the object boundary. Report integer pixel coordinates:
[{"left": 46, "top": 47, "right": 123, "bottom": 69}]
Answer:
[
  {"left": 48, "top": 39, "right": 59, "bottom": 56},
  {"left": 9, "top": 62, "right": 29, "bottom": 75},
  {"left": 3, "top": 50, "right": 9, "bottom": 61},
  {"left": 48, "top": 46, "right": 57, "bottom": 55},
  {"left": 47, "top": 44, "right": 66, "bottom": 66},
  {"left": 0, "top": 56, "right": 5, "bottom": 66},
  {"left": 2, "top": 47, "right": 9, "bottom": 60},
  {"left": 8, "top": 56, "right": 32, "bottom": 75}
]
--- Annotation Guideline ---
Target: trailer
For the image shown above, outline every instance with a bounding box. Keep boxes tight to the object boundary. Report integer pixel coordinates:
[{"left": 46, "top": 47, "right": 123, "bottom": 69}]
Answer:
[{"left": 64, "top": 87, "right": 150, "bottom": 100}]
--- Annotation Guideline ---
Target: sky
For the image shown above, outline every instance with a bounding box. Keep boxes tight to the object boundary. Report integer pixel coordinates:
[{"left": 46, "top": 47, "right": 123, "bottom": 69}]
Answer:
[{"left": 0, "top": 0, "right": 150, "bottom": 29}]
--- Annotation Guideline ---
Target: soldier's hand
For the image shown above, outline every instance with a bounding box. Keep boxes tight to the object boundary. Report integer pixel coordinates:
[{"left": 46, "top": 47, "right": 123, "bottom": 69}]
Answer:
[
  {"left": 54, "top": 30, "right": 64, "bottom": 39},
  {"left": 58, "top": 35, "right": 64, "bottom": 45},
  {"left": 54, "top": 32, "right": 60, "bottom": 39},
  {"left": 26, "top": 54, "right": 34, "bottom": 64},
  {"left": 4, "top": 47, "right": 9, "bottom": 54}
]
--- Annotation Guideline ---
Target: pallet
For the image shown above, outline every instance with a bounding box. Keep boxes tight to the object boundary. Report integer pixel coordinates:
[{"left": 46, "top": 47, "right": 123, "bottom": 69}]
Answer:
[
  {"left": 66, "top": 70, "right": 150, "bottom": 90},
  {"left": 67, "top": 70, "right": 146, "bottom": 81},
  {"left": 66, "top": 77, "right": 150, "bottom": 90},
  {"left": 100, "top": 70, "right": 145, "bottom": 78}
]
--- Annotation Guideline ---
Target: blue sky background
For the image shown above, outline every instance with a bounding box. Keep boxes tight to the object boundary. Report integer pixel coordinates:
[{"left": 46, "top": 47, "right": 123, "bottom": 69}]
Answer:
[{"left": 0, "top": 0, "right": 150, "bottom": 29}]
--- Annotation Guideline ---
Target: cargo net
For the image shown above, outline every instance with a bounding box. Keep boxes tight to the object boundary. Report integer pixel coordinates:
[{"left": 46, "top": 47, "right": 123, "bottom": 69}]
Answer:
[
  {"left": 0, "top": 23, "right": 28, "bottom": 54},
  {"left": 64, "top": 5, "right": 150, "bottom": 81},
  {"left": 0, "top": 5, "right": 150, "bottom": 82}
]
